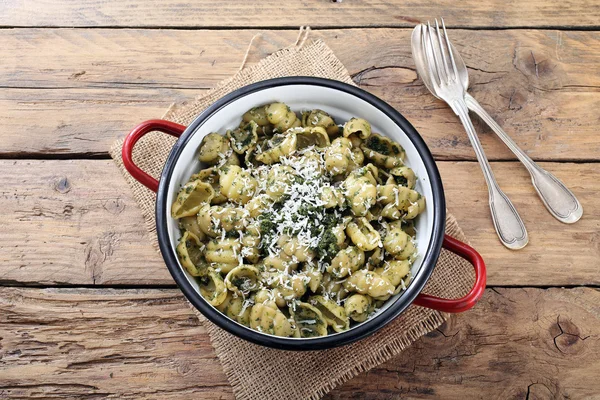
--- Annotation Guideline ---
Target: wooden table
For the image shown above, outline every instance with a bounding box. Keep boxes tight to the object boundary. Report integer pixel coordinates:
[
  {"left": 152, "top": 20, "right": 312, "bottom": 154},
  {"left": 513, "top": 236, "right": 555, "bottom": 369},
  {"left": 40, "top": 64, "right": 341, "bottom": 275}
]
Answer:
[{"left": 1, "top": 1, "right": 599, "bottom": 398}]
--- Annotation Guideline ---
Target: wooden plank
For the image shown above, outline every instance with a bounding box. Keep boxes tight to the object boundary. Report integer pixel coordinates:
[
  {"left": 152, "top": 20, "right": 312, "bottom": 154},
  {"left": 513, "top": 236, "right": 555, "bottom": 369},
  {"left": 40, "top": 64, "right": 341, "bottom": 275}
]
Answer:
[
  {"left": 0, "top": 160, "right": 597, "bottom": 287},
  {"left": 0, "top": 0, "right": 598, "bottom": 28},
  {"left": 1, "top": 287, "right": 599, "bottom": 398},
  {"left": 326, "top": 287, "right": 600, "bottom": 399},
  {"left": 1, "top": 28, "right": 599, "bottom": 161},
  {"left": 0, "top": 288, "right": 232, "bottom": 399},
  {"left": 0, "top": 160, "right": 170, "bottom": 286},
  {"left": 5, "top": 29, "right": 599, "bottom": 91},
  {"left": 440, "top": 161, "right": 600, "bottom": 287},
  {"left": 0, "top": 87, "right": 198, "bottom": 157}
]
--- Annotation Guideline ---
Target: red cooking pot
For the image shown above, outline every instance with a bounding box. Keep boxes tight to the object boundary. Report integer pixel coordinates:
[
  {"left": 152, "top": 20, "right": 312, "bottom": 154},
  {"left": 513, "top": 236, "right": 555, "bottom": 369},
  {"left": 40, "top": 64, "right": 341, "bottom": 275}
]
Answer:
[{"left": 123, "top": 77, "right": 486, "bottom": 350}]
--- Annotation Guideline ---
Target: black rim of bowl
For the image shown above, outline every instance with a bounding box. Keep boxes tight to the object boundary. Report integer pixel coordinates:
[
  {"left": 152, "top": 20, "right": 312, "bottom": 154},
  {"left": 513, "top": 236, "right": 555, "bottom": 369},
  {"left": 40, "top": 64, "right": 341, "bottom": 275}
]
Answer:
[{"left": 156, "top": 76, "right": 446, "bottom": 350}]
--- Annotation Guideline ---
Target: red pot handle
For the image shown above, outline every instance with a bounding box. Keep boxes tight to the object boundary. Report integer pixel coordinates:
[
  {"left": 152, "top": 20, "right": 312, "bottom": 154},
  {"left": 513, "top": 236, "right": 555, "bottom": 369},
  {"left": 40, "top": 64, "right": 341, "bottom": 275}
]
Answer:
[
  {"left": 413, "top": 234, "right": 486, "bottom": 313},
  {"left": 122, "top": 119, "right": 186, "bottom": 193}
]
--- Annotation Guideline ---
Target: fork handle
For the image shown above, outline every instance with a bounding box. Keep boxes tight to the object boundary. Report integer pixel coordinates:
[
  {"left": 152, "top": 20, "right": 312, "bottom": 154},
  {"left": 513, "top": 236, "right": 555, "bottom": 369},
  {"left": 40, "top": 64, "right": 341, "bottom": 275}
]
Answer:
[
  {"left": 465, "top": 94, "right": 583, "bottom": 224},
  {"left": 451, "top": 99, "right": 529, "bottom": 250}
]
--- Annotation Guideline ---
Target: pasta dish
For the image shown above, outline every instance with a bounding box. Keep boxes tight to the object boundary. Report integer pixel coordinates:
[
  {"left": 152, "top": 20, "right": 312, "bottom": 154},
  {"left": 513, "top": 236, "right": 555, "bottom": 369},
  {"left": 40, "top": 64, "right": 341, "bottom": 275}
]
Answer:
[{"left": 171, "top": 103, "right": 425, "bottom": 337}]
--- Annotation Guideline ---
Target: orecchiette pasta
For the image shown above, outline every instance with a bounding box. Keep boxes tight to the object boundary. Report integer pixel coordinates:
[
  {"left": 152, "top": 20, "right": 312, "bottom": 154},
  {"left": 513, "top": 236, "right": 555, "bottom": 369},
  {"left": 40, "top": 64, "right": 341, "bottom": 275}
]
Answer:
[
  {"left": 216, "top": 292, "right": 252, "bottom": 325},
  {"left": 324, "top": 137, "right": 352, "bottom": 175},
  {"left": 173, "top": 102, "right": 425, "bottom": 338},
  {"left": 176, "top": 231, "right": 208, "bottom": 277},
  {"left": 302, "top": 109, "right": 339, "bottom": 137},
  {"left": 240, "top": 223, "right": 261, "bottom": 264},
  {"left": 199, "top": 268, "right": 228, "bottom": 306},
  {"left": 171, "top": 180, "right": 214, "bottom": 219},
  {"left": 310, "top": 296, "right": 349, "bottom": 332},
  {"left": 295, "top": 126, "right": 330, "bottom": 150},
  {"left": 227, "top": 121, "right": 259, "bottom": 154},
  {"left": 383, "top": 226, "right": 416, "bottom": 261},
  {"left": 263, "top": 250, "right": 299, "bottom": 273},
  {"left": 321, "top": 186, "right": 345, "bottom": 208},
  {"left": 344, "top": 293, "right": 372, "bottom": 322},
  {"left": 205, "top": 238, "right": 241, "bottom": 274},
  {"left": 225, "top": 265, "right": 261, "bottom": 296},
  {"left": 343, "top": 166, "right": 378, "bottom": 216},
  {"left": 198, "top": 133, "right": 229, "bottom": 164},
  {"left": 302, "top": 264, "right": 323, "bottom": 292},
  {"left": 193, "top": 167, "right": 227, "bottom": 204},
  {"left": 346, "top": 133, "right": 363, "bottom": 149},
  {"left": 198, "top": 132, "right": 240, "bottom": 166},
  {"left": 346, "top": 217, "right": 381, "bottom": 251},
  {"left": 219, "top": 165, "right": 258, "bottom": 204},
  {"left": 366, "top": 247, "right": 384, "bottom": 270},
  {"left": 197, "top": 204, "right": 247, "bottom": 237},
  {"left": 317, "top": 272, "right": 349, "bottom": 301},
  {"left": 244, "top": 194, "right": 273, "bottom": 218},
  {"left": 344, "top": 270, "right": 395, "bottom": 300},
  {"left": 265, "top": 165, "right": 296, "bottom": 201},
  {"left": 389, "top": 165, "right": 416, "bottom": 189},
  {"left": 266, "top": 102, "right": 298, "bottom": 132},
  {"left": 328, "top": 246, "right": 365, "bottom": 278},
  {"left": 243, "top": 106, "right": 270, "bottom": 126},
  {"left": 255, "top": 133, "right": 297, "bottom": 164},
  {"left": 279, "top": 235, "right": 316, "bottom": 262},
  {"left": 377, "top": 184, "right": 426, "bottom": 220},
  {"left": 375, "top": 259, "right": 410, "bottom": 287},
  {"left": 290, "top": 302, "right": 328, "bottom": 338},
  {"left": 250, "top": 301, "right": 296, "bottom": 337},
  {"left": 271, "top": 274, "right": 308, "bottom": 307},
  {"left": 178, "top": 215, "right": 206, "bottom": 241},
  {"left": 361, "top": 133, "right": 405, "bottom": 169},
  {"left": 343, "top": 117, "right": 372, "bottom": 139},
  {"left": 346, "top": 147, "right": 365, "bottom": 173}
]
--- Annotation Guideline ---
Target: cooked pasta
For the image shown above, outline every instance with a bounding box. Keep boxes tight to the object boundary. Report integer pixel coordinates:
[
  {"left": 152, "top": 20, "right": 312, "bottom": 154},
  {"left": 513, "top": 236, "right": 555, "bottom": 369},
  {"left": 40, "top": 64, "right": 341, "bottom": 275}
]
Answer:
[{"left": 172, "top": 102, "right": 426, "bottom": 338}]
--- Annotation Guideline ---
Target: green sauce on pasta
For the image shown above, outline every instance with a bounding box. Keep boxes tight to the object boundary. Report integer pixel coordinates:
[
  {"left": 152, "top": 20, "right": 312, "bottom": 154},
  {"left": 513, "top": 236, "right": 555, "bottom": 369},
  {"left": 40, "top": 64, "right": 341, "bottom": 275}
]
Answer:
[{"left": 171, "top": 102, "right": 426, "bottom": 338}]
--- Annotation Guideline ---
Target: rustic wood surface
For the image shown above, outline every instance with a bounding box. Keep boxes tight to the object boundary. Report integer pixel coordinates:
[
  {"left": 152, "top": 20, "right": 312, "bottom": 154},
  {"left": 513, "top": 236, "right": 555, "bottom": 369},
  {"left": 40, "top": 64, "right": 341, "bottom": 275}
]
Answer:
[
  {"left": 2, "top": 29, "right": 599, "bottom": 160},
  {"left": 0, "top": 160, "right": 597, "bottom": 287},
  {"left": 1, "top": 287, "right": 598, "bottom": 399},
  {"left": 1, "top": 0, "right": 599, "bottom": 28},
  {"left": 1, "top": 1, "right": 599, "bottom": 398}
]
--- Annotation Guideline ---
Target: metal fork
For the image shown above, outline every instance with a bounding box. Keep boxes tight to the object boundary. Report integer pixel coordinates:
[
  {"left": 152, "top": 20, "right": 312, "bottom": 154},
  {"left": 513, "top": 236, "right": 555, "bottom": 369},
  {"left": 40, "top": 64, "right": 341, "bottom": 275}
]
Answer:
[
  {"left": 422, "top": 19, "right": 528, "bottom": 249},
  {"left": 412, "top": 21, "right": 582, "bottom": 225}
]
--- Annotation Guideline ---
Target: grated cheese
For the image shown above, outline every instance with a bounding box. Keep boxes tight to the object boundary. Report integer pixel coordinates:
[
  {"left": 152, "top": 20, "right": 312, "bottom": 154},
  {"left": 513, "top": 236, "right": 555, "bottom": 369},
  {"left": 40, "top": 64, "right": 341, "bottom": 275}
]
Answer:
[{"left": 254, "top": 147, "right": 331, "bottom": 258}]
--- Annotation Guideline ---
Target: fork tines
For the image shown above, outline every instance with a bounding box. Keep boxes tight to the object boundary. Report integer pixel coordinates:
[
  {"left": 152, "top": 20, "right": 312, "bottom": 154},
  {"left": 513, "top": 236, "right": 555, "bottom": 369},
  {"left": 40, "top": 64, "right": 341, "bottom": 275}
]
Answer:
[{"left": 423, "top": 18, "right": 459, "bottom": 85}]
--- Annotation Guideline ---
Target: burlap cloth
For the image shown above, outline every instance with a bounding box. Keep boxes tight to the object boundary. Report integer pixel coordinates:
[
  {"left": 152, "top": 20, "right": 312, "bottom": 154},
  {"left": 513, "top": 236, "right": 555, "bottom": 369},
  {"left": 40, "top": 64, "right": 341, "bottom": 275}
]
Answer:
[{"left": 109, "top": 32, "right": 475, "bottom": 400}]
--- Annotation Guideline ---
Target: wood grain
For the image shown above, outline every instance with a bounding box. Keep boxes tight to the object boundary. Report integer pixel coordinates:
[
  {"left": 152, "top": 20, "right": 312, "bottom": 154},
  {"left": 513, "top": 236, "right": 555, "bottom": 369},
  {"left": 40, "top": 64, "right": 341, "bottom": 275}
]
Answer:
[
  {"left": 0, "top": 288, "right": 232, "bottom": 399},
  {"left": 0, "top": 160, "right": 170, "bottom": 286},
  {"left": 441, "top": 161, "right": 600, "bottom": 287},
  {"left": 0, "top": 160, "right": 597, "bottom": 287},
  {"left": 0, "top": 0, "right": 598, "bottom": 28},
  {"left": 1, "top": 287, "right": 598, "bottom": 399},
  {"left": 1, "top": 29, "right": 599, "bottom": 160},
  {"left": 0, "top": 87, "right": 198, "bottom": 157},
  {"left": 0, "top": 2, "right": 598, "bottom": 398},
  {"left": 326, "top": 287, "right": 600, "bottom": 400}
]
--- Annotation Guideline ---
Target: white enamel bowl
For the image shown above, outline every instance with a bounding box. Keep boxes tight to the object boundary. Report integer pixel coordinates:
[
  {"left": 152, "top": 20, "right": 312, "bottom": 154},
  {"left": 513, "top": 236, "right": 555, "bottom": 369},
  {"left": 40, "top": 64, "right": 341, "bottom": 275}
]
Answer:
[{"left": 122, "top": 77, "right": 486, "bottom": 350}]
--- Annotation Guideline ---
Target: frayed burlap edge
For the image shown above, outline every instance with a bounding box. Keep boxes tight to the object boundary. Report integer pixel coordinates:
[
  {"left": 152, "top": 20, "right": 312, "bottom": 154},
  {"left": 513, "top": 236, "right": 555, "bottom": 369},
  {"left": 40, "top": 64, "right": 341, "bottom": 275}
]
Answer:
[
  {"left": 209, "top": 312, "right": 447, "bottom": 400},
  {"left": 185, "top": 214, "right": 469, "bottom": 400},
  {"left": 109, "top": 36, "right": 475, "bottom": 400}
]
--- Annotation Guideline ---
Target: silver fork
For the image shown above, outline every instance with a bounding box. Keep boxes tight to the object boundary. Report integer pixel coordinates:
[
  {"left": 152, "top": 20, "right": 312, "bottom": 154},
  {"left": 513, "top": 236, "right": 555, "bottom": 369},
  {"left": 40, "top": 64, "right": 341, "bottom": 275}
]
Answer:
[
  {"left": 412, "top": 21, "right": 582, "bottom": 224},
  {"left": 422, "top": 19, "right": 528, "bottom": 249}
]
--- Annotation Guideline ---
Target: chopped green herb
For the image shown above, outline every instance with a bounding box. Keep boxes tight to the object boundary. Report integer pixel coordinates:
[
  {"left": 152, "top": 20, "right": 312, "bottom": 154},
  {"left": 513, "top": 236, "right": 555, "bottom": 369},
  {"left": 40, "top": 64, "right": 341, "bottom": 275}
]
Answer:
[
  {"left": 394, "top": 175, "right": 408, "bottom": 186},
  {"left": 366, "top": 135, "right": 390, "bottom": 155}
]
